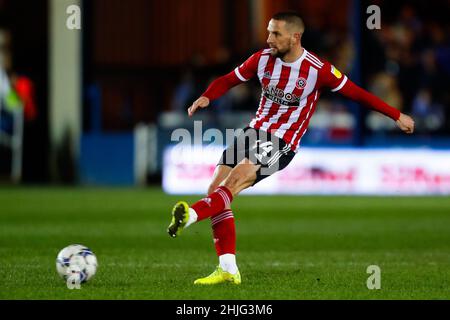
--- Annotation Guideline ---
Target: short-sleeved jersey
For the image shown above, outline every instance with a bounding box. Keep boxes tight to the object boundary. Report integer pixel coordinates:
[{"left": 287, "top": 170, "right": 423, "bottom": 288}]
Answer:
[{"left": 234, "top": 48, "right": 348, "bottom": 152}]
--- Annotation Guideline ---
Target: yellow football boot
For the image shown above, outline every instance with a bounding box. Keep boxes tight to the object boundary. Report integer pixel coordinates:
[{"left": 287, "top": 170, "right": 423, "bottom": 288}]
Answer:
[
  {"left": 194, "top": 266, "right": 241, "bottom": 285},
  {"left": 167, "top": 201, "right": 190, "bottom": 238}
]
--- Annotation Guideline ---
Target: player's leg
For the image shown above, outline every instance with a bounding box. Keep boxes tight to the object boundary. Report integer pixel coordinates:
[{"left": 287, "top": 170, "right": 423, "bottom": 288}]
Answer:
[
  {"left": 186, "top": 158, "right": 258, "bottom": 224},
  {"left": 186, "top": 128, "right": 262, "bottom": 224},
  {"left": 167, "top": 129, "right": 261, "bottom": 238},
  {"left": 207, "top": 165, "right": 233, "bottom": 198},
  {"left": 220, "top": 158, "right": 259, "bottom": 195},
  {"left": 205, "top": 165, "right": 239, "bottom": 274},
  {"left": 195, "top": 140, "right": 296, "bottom": 284},
  {"left": 192, "top": 164, "right": 241, "bottom": 284},
  {"left": 167, "top": 131, "right": 239, "bottom": 238},
  {"left": 210, "top": 166, "right": 241, "bottom": 281},
  {"left": 167, "top": 163, "right": 233, "bottom": 238},
  {"left": 193, "top": 160, "right": 258, "bottom": 285},
  {"left": 168, "top": 128, "right": 296, "bottom": 285}
]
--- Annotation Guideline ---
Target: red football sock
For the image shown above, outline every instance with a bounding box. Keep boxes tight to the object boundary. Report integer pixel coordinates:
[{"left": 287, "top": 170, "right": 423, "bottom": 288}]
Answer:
[
  {"left": 191, "top": 186, "right": 233, "bottom": 221},
  {"left": 211, "top": 209, "right": 236, "bottom": 255}
]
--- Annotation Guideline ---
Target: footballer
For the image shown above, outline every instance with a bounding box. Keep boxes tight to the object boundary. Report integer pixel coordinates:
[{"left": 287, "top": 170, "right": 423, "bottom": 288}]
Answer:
[{"left": 167, "top": 12, "right": 415, "bottom": 285}]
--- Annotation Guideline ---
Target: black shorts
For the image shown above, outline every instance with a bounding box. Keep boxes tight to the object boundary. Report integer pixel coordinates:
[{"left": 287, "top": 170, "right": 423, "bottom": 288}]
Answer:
[{"left": 217, "top": 127, "right": 296, "bottom": 185}]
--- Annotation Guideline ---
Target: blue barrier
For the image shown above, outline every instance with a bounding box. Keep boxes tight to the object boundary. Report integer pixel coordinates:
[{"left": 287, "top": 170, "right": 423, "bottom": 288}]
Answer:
[{"left": 79, "top": 133, "right": 134, "bottom": 185}]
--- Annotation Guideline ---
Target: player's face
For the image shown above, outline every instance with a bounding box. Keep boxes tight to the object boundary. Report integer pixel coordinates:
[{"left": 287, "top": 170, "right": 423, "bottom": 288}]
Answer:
[{"left": 266, "top": 19, "right": 295, "bottom": 58}]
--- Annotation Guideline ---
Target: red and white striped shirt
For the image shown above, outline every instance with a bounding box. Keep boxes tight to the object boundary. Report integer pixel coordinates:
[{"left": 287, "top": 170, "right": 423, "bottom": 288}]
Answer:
[{"left": 202, "top": 48, "right": 400, "bottom": 152}]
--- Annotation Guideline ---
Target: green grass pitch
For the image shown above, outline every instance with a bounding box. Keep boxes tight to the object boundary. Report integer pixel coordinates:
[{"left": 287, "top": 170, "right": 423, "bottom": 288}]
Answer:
[{"left": 0, "top": 187, "right": 449, "bottom": 299}]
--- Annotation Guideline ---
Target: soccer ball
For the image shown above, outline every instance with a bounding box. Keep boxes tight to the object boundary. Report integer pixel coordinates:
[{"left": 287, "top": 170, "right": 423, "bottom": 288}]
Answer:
[{"left": 56, "top": 244, "right": 98, "bottom": 283}]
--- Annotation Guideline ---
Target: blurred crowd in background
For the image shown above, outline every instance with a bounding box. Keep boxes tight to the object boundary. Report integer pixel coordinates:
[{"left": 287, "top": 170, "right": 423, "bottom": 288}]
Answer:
[
  {"left": 362, "top": 2, "right": 449, "bottom": 135},
  {"left": 0, "top": 0, "right": 449, "bottom": 183},
  {"left": 170, "top": 1, "right": 450, "bottom": 141}
]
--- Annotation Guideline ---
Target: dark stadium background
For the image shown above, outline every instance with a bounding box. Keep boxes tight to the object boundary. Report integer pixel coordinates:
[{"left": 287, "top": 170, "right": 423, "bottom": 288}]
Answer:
[
  {"left": 0, "top": 0, "right": 448, "bottom": 184},
  {"left": 0, "top": 0, "right": 449, "bottom": 300}
]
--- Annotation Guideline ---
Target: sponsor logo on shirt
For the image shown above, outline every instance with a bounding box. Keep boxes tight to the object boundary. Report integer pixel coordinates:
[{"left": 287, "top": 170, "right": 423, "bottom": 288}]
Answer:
[{"left": 262, "top": 85, "right": 301, "bottom": 106}]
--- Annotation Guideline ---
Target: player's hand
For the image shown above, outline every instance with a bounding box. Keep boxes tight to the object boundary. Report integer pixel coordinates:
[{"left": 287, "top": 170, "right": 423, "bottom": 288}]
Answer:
[
  {"left": 188, "top": 96, "right": 210, "bottom": 117},
  {"left": 396, "top": 113, "right": 415, "bottom": 134}
]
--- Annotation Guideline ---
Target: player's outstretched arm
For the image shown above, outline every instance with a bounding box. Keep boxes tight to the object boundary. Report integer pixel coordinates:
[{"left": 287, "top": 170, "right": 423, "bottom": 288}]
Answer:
[
  {"left": 338, "top": 79, "right": 415, "bottom": 134},
  {"left": 186, "top": 70, "right": 242, "bottom": 117},
  {"left": 187, "top": 51, "right": 260, "bottom": 117}
]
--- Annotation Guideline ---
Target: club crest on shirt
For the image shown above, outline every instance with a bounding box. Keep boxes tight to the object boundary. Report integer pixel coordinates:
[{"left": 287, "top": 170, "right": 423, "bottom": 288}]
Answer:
[
  {"left": 296, "top": 77, "right": 307, "bottom": 89},
  {"left": 263, "top": 71, "right": 271, "bottom": 79}
]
